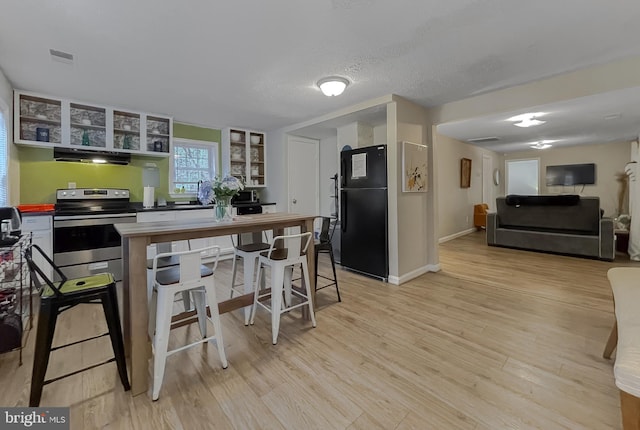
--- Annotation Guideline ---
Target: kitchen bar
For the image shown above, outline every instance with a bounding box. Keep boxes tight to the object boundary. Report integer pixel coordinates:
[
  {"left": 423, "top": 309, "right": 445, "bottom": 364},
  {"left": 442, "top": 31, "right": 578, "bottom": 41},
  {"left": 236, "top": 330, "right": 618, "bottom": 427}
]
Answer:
[{"left": 115, "top": 212, "right": 316, "bottom": 396}]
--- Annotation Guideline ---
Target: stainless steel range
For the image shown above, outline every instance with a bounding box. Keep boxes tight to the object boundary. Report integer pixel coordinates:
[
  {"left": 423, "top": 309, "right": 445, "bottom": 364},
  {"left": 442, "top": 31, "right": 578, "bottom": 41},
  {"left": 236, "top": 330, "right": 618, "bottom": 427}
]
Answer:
[{"left": 54, "top": 188, "right": 136, "bottom": 281}]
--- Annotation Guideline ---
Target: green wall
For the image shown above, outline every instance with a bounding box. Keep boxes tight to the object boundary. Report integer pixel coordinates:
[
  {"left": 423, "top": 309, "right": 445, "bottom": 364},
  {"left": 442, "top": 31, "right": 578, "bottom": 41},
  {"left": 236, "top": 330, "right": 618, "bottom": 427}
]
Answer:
[{"left": 18, "top": 122, "right": 221, "bottom": 204}]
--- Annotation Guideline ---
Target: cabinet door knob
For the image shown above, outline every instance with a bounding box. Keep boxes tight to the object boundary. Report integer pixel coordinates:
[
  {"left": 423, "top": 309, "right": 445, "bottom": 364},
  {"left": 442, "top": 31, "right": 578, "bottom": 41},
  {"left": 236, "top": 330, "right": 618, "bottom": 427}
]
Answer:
[{"left": 292, "top": 199, "right": 297, "bottom": 204}]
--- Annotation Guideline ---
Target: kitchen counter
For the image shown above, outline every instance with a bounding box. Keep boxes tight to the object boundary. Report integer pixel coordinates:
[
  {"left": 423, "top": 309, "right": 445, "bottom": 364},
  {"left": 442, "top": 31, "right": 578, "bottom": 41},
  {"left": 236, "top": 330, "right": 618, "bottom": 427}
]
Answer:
[{"left": 129, "top": 201, "right": 276, "bottom": 212}]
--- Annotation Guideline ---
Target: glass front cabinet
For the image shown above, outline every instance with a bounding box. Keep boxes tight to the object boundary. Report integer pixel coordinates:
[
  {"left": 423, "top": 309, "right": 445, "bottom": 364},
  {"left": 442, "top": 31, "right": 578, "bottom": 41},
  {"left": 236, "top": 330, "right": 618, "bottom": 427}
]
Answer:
[
  {"left": 222, "top": 127, "right": 266, "bottom": 188},
  {"left": 14, "top": 90, "right": 172, "bottom": 156}
]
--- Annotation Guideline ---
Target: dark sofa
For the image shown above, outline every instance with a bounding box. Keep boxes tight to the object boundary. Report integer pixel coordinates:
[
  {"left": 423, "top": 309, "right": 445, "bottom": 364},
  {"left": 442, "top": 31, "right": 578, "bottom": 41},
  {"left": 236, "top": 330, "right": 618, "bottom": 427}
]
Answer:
[{"left": 487, "top": 195, "right": 615, "bottom": 260}]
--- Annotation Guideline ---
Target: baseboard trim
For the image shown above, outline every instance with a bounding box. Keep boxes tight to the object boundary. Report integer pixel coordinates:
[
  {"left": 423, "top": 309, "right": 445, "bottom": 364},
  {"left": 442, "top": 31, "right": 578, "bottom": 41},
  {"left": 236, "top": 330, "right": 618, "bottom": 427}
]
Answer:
[
  {"left": 389, "top": 264, "right": 441, "bottom": 285},
  {"left": 439, "top": 228, "right": 476, "bottom": 244}
]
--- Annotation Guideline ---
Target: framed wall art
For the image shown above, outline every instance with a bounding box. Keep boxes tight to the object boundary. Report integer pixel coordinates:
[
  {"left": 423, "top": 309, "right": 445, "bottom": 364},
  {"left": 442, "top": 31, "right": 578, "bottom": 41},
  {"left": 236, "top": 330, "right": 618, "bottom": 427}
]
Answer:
[
  {"left": 402, "top": 141, "right": 428, "bottom": 192},
  {"left": 461, "top": 158, "right": 472, "bottom": 188}
]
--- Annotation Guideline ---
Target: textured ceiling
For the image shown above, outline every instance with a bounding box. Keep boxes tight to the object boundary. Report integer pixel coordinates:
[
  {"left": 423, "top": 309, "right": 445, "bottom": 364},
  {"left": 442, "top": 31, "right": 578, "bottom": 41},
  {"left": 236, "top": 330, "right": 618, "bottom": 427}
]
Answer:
[{"left": 1, "top": 0, "right": 640, "bottom": 136}]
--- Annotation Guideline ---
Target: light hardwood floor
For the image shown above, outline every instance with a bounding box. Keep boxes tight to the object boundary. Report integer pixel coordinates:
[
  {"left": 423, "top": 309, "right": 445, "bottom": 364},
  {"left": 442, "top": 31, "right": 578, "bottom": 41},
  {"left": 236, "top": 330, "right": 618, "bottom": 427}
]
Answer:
[{"left": 1, "top": 232, "right": 637, "bottom": 429}]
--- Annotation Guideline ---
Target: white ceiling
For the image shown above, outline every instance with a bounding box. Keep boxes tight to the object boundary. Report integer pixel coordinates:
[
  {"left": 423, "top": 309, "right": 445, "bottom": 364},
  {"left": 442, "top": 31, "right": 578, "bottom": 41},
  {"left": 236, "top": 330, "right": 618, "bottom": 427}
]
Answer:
[
  {"left": 437, "top": 86, "right": 640, "bottom": 153},
  {"left": 1, "top": 0, "right": 640, "bottom": 138}
]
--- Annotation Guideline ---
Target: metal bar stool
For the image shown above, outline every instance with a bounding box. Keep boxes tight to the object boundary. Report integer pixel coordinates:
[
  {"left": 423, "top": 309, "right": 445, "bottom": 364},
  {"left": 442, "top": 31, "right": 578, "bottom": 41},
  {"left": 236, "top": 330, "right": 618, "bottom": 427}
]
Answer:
[
  {"left": 229, "top": 232, "right": 271, "bottom": 325},
  {"left": 148, "top": 245, "right": 227, "bottom": 400},
  {"left": 250, "top": 232, "right": 316, "bottom": 344},
  {"left": 314, "top": 216, "right": 341, "bottom": 302},
  {"left": 25, "top": 244, "right": 130, "bottom": 407}
]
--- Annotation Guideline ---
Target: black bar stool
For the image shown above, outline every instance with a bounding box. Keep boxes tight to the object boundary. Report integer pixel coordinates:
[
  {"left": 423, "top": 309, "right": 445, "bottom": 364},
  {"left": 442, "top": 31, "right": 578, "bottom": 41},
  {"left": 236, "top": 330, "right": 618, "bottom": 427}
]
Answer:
[
  {"left": 25, "top": 244, "right": 130, "bottom": 407},
  {"left": 315, "top": 216, "right": 341, "bottom": 302}
]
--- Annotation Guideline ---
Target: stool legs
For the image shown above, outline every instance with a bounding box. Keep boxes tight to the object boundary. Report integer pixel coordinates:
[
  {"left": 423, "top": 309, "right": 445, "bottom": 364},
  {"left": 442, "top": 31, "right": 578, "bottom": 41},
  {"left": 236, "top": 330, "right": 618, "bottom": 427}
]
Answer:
[
  {"left": 192, "top": 289, "right": 208, "bottom": 338},
  {"left": 328, "top": 249, "right": 341, "bottom": 302},
  {"left": 204, "top": 282, "right": 227, "bottom": 369},
  {"left": 300, "top": 260, "right": 317, "bottom": 329},
  {"left": 152, "top": 288, "right": 174, "bottom": 401},
  {"left": 314, "top": 247, "right": 341, "bottom": 302},
  {"left": 102, "top": 288, "right": 131, "bottom": 391},
  {"left": 251, "top": 259, "right": 316, "bottom": 345},
  {"left": 30, "top": 300, "right": 58, "bottom": 407},
  {"left": 270, "top": 265, "right": 284, "bottom": 344}
]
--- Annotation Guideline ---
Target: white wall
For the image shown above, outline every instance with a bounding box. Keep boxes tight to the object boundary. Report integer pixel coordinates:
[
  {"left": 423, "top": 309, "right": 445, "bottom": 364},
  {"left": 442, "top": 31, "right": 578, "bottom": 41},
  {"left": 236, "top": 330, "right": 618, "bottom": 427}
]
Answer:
[
  {"left": 504, "top": 141, "right": 632, "bottom": 217},
  {"left": 0, "top": 68, "right": 18, "bottom": 205},
  {"left": 319, "top": 135, "right": 338, "bottom": 217},
  {"left": 392, "top": 97, "right": 438, "bottom": 282},
  {"left": 435, "top": 132, "right": 501, "bottom": 239}
]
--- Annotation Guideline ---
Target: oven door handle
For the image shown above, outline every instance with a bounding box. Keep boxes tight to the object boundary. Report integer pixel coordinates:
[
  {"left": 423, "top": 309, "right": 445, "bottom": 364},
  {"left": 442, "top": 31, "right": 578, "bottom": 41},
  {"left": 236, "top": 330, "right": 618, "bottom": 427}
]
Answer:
[
  {"left": 54, "top": 213, "right": 136, "bottom": 221},
  {"left": 54, "top": 215, "right": 136, "bottom": 228}
]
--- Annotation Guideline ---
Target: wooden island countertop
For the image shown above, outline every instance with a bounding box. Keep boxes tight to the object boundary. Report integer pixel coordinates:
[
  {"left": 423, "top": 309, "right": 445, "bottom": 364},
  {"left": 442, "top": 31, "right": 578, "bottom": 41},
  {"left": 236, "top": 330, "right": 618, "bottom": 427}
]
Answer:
[{"left": 115, "top": 212, "right": 316, "bottom": 396}]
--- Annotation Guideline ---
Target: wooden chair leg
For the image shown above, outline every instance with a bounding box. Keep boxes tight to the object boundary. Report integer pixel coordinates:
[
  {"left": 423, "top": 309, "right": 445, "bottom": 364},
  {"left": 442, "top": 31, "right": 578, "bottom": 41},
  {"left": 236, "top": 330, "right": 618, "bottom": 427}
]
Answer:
[
  {"left": 604, "top": 321, "right": 618, "bottom": 359},
  {"left": 620, "top": 390, "right": 640, "bottom": 430}
]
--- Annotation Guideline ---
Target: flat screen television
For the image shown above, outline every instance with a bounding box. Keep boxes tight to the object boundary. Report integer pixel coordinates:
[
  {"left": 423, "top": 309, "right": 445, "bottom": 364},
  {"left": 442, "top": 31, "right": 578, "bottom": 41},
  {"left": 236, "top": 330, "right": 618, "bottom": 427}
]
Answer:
[{"left": 546, "top": 163, "right": 596, "bottom": 186}]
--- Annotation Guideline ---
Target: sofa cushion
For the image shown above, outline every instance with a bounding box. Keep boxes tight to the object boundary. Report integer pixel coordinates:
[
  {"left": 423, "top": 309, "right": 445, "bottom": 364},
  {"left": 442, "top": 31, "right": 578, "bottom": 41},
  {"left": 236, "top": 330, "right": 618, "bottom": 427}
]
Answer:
[
  {"left": 496, "top": 196, "right": 600, "bottom": 235},
  {"left": 505, "top": 194, "right": 580, "bottom": 206}
]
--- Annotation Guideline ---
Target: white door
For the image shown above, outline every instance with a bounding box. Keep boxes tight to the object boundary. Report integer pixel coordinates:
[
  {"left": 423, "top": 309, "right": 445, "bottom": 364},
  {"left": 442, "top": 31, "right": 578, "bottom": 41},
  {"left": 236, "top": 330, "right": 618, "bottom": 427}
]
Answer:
[
  {"left": 287, "top": 136, "right": 319, "bottom": 216},
  {"left": 482, "top": 155, "right": 492, "bottom": 209}
]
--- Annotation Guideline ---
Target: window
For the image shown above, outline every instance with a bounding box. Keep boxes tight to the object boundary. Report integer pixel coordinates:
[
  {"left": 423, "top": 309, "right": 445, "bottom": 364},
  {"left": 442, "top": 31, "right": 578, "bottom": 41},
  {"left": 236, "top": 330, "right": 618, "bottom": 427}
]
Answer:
[
  {"left": 506, "top": 158, "right": 539, "bottom": 195},
  {"left": 0, "top": 108, "right": 8, "bottom": 206},
  {"left": 170, "top": 138, "right": 218, "bottom": 195}
]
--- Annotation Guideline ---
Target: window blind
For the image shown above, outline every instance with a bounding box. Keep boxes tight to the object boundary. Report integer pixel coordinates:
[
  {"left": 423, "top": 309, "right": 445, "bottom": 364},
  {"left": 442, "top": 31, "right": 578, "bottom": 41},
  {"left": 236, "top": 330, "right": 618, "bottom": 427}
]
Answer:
[{"left": 0, "top": 111, "right": 8, "bottom": 206}]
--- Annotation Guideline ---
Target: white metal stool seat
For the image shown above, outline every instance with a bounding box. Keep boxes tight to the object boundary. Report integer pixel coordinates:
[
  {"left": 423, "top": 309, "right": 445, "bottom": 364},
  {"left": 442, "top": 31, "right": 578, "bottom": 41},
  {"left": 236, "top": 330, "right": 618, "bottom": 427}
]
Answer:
[
  {"left": 230, "top": 232, "right": 271, "bottom": 325},
  {"left": 148, "top": 245, "right": 228, "bottom": 400},
  {"left": 250, "top": 232, "right": 317, "bottom": 344}
]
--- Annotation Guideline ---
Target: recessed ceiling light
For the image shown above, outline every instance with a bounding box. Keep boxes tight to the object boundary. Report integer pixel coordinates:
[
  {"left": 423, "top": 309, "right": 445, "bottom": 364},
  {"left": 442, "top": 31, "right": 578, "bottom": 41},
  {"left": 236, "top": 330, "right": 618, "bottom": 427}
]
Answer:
[{"left": 317, "top": 76, "right": 349, "bottom": 97}]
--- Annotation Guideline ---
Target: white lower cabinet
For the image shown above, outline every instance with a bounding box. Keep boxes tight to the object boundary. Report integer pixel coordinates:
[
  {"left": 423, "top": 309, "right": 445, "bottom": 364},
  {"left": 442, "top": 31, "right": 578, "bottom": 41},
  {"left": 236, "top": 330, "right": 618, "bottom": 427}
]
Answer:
[
  {"left": 22, "top": 214, "right": 54, "bottom": 280},
  {"left": 136, "top": 209, "right": 234, "bottom": 261}
]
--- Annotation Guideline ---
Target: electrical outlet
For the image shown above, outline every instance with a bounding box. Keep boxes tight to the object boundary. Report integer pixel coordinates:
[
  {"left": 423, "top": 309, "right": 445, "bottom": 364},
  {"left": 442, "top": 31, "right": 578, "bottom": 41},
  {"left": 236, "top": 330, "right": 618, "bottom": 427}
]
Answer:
[
  {"left": 466, "top": 215, "right": 469, "bottom": 223},
  {"left": 68, "top": 182, "right": 76, "bottom": 189}
]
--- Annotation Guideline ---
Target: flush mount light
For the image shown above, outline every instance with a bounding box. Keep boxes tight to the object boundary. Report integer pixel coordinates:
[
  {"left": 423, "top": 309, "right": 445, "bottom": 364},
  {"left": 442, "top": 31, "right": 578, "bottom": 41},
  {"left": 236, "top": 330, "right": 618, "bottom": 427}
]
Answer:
[
  {"left": 514, "top": 118, "right": 546, "bottom": 128},
  {"left": 507, "top": 112, "right": 547, "bottom": 128},
  {"left": 317, "top": 76, "right": 349, "bottom": 97},
  {"left": 529, "top": 140, "right": 555, "bottom": 150}
]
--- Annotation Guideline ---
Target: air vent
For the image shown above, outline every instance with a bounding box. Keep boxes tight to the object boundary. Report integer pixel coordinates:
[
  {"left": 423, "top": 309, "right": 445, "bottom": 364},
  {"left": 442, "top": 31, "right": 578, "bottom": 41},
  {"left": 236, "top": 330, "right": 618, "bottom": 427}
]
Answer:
[
  {"left": 467, "top": 137, "right": 500, "bottom": 143},
  {"left": 49, "top": 49, "right": 74, "bottom": 64}
]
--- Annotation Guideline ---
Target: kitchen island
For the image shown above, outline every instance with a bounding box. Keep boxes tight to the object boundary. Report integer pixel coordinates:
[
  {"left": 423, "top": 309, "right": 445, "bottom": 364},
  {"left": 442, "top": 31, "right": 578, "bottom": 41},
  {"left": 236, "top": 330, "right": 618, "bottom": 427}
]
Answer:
[{"left": 115, "top": 212, "right": 315, "bottom": 396}]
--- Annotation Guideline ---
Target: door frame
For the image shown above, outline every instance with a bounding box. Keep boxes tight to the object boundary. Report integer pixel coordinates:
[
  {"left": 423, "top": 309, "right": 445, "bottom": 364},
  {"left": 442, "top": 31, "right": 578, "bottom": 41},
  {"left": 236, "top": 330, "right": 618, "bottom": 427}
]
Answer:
[{"left": 287, "top": 135, "right": 320, "bottom": 215}]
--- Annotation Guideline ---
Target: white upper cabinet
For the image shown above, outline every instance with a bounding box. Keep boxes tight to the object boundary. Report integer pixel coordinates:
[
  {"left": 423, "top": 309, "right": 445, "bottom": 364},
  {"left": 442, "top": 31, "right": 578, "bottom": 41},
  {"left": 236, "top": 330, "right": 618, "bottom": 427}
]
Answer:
[
  {"left": 14, "top": 90, "right": 172, "bottom": 156},
  {"left": 222, "top": 127, "right": 266, "bottom": 187}
]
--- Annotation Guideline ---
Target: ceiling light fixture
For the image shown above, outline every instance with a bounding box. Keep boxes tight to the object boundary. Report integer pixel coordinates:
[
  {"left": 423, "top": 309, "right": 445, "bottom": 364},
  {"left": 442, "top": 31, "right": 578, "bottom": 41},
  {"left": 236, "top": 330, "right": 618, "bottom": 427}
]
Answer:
[
  {"left": 514, "top": 118, "right": 546, "bottom": 128},
  {"left": 529, "top": 140, "right": 555, "bottom": 150},
  {"left": 507, "top": 112, "right": 547, "bottom": 128},
  {"left": 317, "top": 76, "right": 349, "bottom": 97}
]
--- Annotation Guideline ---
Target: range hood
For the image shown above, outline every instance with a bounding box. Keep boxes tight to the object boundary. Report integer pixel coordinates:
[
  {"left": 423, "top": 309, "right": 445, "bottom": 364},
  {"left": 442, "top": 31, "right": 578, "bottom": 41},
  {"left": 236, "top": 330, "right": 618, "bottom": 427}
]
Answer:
[{"left": 53, "top": 148, "right": 131, "bottom": 165}]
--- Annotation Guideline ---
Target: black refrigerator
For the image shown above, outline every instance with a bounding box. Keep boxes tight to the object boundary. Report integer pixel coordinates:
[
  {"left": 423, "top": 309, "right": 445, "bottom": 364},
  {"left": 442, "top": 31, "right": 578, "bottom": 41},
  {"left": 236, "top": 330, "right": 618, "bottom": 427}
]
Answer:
[{"left": 340, "top": 145, "right": 389, "bottom": 280}]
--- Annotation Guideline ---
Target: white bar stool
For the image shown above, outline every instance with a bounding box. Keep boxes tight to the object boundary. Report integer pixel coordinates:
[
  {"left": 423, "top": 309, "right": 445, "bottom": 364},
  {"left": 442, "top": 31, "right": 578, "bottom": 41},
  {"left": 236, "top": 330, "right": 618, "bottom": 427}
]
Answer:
[
  {"left": 229, "top": 232, "right": 271, "bottom": 325},
  {"left": 250, "top": 232, "right": 317, "bottom": 344},
  {"left": 147, "top": 241, "right": 192, "bottom": 311},
  {"left": 148, "top": 245, "right": 228, "bottom": 400}
]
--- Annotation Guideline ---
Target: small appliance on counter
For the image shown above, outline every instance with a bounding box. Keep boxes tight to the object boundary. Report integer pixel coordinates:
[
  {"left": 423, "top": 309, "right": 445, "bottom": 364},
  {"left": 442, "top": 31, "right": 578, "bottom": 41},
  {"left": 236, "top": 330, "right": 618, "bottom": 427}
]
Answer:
[
  {"left": 143, "top": 186, "right": 155, "bottom": 209},
  {"left": 0, "top": 207, "right": 22, "bottom": 246},
  {"left": 232, "top": 190, "right": 262, "bottom": 215}
]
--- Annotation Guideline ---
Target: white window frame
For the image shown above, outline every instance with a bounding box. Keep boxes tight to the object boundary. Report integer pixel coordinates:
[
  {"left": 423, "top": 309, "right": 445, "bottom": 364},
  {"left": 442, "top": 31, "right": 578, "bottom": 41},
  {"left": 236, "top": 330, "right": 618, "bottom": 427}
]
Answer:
[{"left": 169, "top": 138, "right": 219, "bottom": 198}]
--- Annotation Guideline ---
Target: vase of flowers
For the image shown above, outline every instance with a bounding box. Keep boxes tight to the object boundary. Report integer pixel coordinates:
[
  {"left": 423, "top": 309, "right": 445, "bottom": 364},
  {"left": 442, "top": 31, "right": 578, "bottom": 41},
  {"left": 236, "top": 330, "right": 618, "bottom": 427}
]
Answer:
[{"left": 212, "top": 175, "right": 243, "bottom": 222}]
